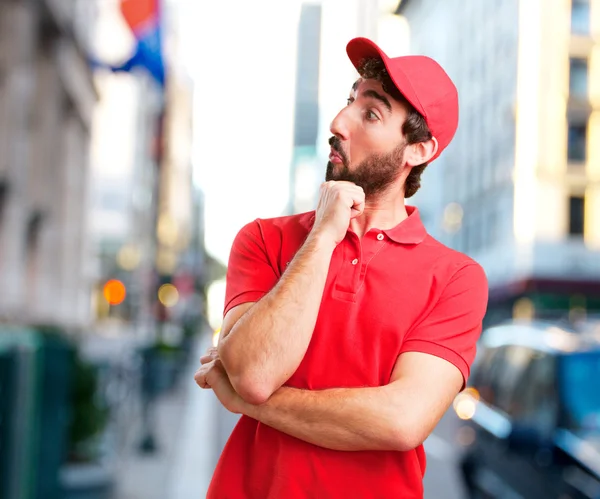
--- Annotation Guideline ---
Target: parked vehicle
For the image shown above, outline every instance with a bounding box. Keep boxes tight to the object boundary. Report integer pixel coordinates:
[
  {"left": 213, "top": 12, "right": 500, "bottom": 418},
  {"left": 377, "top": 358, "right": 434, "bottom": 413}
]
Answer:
[{"left": 457, "top": 321, "right": 600, "bottom": 499}]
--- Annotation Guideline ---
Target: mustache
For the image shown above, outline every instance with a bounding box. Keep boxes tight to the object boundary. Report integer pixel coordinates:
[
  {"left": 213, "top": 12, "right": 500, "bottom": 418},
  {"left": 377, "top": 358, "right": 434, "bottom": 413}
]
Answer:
[{"left": 328, "top": 136, "right": 348, "bottom": 165}]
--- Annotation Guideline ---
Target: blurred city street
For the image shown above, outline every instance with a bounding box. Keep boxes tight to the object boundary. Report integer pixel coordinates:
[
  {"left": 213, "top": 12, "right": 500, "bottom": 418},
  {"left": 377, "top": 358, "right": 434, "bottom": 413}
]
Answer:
[{"left": 1, "top": 0, "right": 600, "bottom": 497}]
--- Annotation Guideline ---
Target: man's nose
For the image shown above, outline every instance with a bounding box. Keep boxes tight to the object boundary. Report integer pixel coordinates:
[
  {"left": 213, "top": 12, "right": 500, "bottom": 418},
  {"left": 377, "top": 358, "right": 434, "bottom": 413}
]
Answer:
[{"left": 329, "top": 108, "right": 350, "bottom": 141}]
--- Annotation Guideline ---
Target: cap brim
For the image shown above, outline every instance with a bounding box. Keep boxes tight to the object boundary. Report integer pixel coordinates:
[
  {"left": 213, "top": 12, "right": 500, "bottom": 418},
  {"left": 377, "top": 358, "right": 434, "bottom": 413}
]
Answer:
[
  {"left": 346, "top": 37, "right": 390, "bottom": 71},
  {"left": 346, "top": 37, "right": 426, "bottom": 122}
]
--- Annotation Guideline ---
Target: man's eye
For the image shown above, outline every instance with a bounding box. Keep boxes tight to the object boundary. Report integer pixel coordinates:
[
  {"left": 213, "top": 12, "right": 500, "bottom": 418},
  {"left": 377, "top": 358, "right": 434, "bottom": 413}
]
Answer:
[
  {"left": 346, "top": 98, "right": 353, "bottom": 106},
  {"left": 366, "top": 110, "right": 379, "bottom": 120}
]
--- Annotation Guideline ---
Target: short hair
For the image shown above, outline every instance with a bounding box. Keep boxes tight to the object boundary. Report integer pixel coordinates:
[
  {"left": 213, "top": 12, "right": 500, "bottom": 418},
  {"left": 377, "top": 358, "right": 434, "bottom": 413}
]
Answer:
[{"left": 356, "top": 58, "right": 433, "bottom": 198}]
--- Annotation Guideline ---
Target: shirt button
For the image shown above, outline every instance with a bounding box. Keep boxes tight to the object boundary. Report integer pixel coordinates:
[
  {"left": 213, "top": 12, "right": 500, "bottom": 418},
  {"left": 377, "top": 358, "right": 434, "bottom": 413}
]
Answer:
[
  {"left": 351, "top": 258, "right": 359, "bottom": 265},
  {"left": 377, "top": 233, "right": 384, "bottom": 241}
]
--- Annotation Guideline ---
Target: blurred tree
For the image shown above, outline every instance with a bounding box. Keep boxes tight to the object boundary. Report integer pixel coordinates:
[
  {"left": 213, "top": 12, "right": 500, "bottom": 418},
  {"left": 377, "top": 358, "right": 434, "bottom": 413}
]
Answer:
[{"left": 67, "top": 355, "right": 109, "bottom": 463}]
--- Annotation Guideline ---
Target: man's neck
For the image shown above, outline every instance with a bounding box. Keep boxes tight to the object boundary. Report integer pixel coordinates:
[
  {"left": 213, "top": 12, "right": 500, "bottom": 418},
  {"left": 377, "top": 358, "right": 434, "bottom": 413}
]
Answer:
[{"left": 349, "top": 194, "right": 409, "bottom": 239}]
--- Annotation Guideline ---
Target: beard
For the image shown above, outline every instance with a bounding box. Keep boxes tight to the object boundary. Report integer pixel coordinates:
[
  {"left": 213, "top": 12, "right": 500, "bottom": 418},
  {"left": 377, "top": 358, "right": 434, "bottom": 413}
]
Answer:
[{"left": 326, "top": 136, "right": 406, "bottom": 198}]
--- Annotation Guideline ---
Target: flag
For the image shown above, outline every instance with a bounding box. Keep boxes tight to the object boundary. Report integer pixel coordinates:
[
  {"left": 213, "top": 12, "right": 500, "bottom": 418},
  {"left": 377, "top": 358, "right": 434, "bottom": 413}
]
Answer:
[{"left": 114, "top": 0, "right": 166, "bottom": 87}]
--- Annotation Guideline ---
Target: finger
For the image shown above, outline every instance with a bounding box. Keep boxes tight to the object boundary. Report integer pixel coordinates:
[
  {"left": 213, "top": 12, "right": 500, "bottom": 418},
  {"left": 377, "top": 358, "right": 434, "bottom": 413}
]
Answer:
[
  {"left": 351, "top": 201, "right": 365, "bottom": 219},
  {"left": 194, "top": 371, "right": 211, "bottom": 389},
  {"left": 200, "top": 347, "right": 218, "bottom": 365},
  {"left": 203, "top": 346, "right": 218, "bottom": 358},
  {"left": 349, "top": 185, "right": 365, "bottom": 201},
  {"left": 205, "top": 358, "right": 226, "bottom": 386},
  {"left": 194, "top": 370, "right": 209, "bottom": 388},
  {"left": 200, "top": 354, "right": 214, "bottom": 365},
  {"left": 194, "top": 360, "right": 215, "bottom": 388}
]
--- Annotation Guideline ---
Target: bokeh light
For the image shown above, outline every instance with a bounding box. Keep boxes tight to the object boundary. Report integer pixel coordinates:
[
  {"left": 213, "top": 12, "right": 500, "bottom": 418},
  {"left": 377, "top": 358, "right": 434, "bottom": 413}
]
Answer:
[
  {"left": 453, "top": 388, "right": 480, "bottom": 421},
  {"left": 158, "top": 283, "right": 179, "bottom": 307},
  {"left": 116, "top": 244, "right": 141, "bottom": 270},
  {"left": 442, "top": 202, "right": 464, "bottom": 233},
  {"left": 103, "top": 279, "right": 127, "bottom": 305},
  {"left": 212, "top": 327, "right": 221, "bottom": 348}
]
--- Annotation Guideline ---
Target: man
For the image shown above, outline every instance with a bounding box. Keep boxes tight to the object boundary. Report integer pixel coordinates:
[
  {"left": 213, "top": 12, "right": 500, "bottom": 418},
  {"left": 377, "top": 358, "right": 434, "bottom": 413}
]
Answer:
[{"left": 195, "top": 37, "right": 488, "bottom": 498}]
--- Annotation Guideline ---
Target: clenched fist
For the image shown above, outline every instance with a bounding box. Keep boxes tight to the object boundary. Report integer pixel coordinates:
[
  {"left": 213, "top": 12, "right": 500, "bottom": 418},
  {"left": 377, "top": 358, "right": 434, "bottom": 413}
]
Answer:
[{"left": 312, "top": 181, "right": 365, "bottom": 246}]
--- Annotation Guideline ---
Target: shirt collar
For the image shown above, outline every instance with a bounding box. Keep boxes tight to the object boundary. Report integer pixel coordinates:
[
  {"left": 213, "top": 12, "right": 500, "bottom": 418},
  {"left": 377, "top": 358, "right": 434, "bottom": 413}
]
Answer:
[
  {"left": 383, "top": 206, "right": 427, "bottom": 244},
  {"left": 300, "top": 206, "right": 427, "bottom": 245}
]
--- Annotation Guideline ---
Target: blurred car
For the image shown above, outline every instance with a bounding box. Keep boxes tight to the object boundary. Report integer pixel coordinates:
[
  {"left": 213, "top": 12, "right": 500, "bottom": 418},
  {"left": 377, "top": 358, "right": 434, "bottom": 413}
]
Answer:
[{"left": 457, "top": 321, "right": 600, "bottom": 499}]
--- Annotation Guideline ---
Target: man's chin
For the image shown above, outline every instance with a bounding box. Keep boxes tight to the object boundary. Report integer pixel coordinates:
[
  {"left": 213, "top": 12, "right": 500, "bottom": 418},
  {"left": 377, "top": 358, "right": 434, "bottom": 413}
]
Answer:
[{"left": 325, "top": 161, "right": 336, "bottom": 181}]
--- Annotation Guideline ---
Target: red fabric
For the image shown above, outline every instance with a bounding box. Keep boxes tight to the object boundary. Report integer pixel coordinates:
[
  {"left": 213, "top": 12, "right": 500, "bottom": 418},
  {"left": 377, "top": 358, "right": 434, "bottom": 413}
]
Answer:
[{"left": 210, "top": 206, "right": 488, "bottom": 498}]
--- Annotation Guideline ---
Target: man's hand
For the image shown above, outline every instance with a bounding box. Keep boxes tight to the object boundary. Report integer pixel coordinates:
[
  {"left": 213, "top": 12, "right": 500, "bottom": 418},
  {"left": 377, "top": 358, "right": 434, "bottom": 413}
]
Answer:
[
  {"left": 313, "top": 181, "right": 365, "bottom": 245},
  {"left": 194, "top": 346, "right": 218, "bottom": 388},
  {"left": 194, "top": 347, "right": 247, "bottom": 414}
]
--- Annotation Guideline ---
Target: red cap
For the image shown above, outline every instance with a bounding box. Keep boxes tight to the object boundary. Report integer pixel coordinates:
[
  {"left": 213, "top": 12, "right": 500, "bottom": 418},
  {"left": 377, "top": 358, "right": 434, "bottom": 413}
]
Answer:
[{"left": 346, "top": 37, "right": 458, "bottom": 163}]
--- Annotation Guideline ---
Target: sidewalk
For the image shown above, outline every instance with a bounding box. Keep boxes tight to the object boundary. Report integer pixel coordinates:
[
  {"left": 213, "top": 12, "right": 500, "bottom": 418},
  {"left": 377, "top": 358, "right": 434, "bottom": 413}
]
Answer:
[
  {"left": 168, "top": 333, "right": 223, "bottom": 499},
  {"left": 110, "top": 329, "right": 231, "bottom": 499}
]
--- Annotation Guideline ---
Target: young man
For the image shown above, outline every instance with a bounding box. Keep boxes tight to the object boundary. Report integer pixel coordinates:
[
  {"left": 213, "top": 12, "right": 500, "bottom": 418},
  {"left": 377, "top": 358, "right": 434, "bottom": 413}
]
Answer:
[{"left": 195, "top": 37, "right": 488, "bottom": 498}]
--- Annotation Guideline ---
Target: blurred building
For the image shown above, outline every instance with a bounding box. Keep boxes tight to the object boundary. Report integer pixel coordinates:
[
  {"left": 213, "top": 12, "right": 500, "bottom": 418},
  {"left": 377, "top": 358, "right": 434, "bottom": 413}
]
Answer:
[
  {"left": 0, "top": 0, "right": 97, "bottom": 328},
  {"left": 89, "top": 0, "right": 206, "bottom": 335},
  {"left": 155, "top": 55, "right": 207, "bottom": 325},
  {"left": 397, "top": 0, "right": 600, "bottom": 323},
  {"left": 288, "top": 2, "right": 322, "bottom": 214},
  {"left": 89, "top": 0, "right": 163, "bottom": 332}
]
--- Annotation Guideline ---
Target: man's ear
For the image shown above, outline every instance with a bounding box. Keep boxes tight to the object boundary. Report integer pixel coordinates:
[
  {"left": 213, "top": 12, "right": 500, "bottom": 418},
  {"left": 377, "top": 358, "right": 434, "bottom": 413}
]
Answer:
[{"left": 405, "top": 137, "right": 438, "bottom": 166}]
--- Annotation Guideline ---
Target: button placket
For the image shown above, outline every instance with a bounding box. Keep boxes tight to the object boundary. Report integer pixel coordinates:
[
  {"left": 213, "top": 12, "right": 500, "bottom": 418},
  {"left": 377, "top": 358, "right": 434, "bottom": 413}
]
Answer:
[{"left": 333, "top": 232, "right": 362, "bottom": 296}]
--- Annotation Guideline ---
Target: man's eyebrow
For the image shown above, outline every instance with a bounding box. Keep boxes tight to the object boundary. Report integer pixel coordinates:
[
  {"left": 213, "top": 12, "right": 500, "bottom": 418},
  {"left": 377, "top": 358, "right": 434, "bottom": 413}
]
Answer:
[
  {"left": 361, "top": 89, "right": 392, "bottom": 113},
  {"left": 352, "top": 78, "right": 362, "bottom": 92}
]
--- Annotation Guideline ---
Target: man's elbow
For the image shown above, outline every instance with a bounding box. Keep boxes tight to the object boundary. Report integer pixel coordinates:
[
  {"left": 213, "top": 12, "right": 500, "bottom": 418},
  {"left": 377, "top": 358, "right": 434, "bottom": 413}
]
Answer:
[
  {"left": 391, "top": 422, "right": 428, "bottom": 452},
  {"left": 230, "top": 373, "right": 273, "bottom": 406},
  {"left": 218, "top": 343, "right": 274, "bottom": 405}
]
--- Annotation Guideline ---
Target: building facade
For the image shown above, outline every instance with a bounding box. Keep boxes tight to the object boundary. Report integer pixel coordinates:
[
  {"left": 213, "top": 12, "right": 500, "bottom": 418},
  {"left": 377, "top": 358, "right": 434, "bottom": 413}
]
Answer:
[
  {"left": 88, "top": 0, "right": 164, "bottom": 332},
  {"left": 397, "top": 0, "right": 600, "bottom": 324},
  {"left": 0, "top": 0, "right": 97, "bottom": 328},
  {"left": 89, "top": 0, "right": 206, "bottom": 335},
  {"left": 288, "top": 2, "right": 323, "bottom": 214}
]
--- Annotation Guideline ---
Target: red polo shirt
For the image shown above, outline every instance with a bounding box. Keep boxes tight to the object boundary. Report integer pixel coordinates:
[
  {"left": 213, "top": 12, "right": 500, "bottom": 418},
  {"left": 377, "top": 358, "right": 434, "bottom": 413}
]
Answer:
[{"left": 208, "top": 206, "right": 488, "bottom": 499}]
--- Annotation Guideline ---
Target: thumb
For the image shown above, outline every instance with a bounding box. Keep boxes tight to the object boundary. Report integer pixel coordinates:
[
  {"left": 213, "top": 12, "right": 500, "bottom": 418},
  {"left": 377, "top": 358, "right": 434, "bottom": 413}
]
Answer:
[{"left": 351, "top": 201, "right": 365, "bottom": 219}]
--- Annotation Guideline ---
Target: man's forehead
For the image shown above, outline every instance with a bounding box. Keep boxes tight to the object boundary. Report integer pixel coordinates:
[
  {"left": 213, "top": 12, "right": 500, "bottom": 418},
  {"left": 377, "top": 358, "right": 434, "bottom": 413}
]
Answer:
[{"left": 351, "top": 77, "right": 386, "bottom": 95}]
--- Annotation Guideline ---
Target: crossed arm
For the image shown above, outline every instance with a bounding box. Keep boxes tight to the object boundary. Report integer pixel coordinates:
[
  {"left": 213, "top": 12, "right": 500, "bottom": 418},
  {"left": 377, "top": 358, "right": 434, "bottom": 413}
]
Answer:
[
  {"left": 197, "top": 321, "right": 464, "bottom": 452},
  {"left": 197, "top": 218, "right": 484, "bottom": 452}
]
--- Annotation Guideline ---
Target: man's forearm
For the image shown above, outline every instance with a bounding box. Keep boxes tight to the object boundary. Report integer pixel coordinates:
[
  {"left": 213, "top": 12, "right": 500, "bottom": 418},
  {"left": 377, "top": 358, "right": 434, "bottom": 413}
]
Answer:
[
  {"left": 243, "top": 384, "right": 412, "bottom": 452},
  {"left": 219, "top": 231, "right": 335, "bottom": 404}
]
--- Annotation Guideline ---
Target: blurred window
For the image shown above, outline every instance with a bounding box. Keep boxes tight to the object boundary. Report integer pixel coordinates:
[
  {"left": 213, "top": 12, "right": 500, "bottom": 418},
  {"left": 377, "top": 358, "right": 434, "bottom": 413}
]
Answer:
[
  {"left": 488, "top": 209, "right": 497, "bottom": 247},
  {"left": 0, "top": 181, "right": 7, "bottom": 227},
  {"left": 473, "top": 345, "right": 534, "bottom": 414},
  {"left": 567, "top": 122, "right": 587, "bottom": 162},
  {"left": 467, "top": 219, "right": 476, "bottom": 253},
  {"left": 571, "top": 0, "right": 590, "bottom": 35},
  {"left": 459, "top": 223, "right": 468, "bottom": 253},
  {"left": 25, "top": 210, "right": 44, "bottom": 299},
  {"left": 471, "top": 213, "right": 480, "bottom": 252},
  {"left": 469, "top": 345, "right": 501, "bottom": 403},
  {"left": 494, "top": 346, "right": 535, "bottom": 416},
  {"left": 568, "top": 196, "right": 585, "bottom": 236},
  {"left": 509, "top": 353, "right": 558, "bottom": 433},
  {"left": 100, "top": 190, "right": 127, "bottom": 211},
  {"left": 569, "top": 58, "right": 588, "bottom": 98},
  {"left": 559, "top": 352, "right": 600, "bottom": 430}
]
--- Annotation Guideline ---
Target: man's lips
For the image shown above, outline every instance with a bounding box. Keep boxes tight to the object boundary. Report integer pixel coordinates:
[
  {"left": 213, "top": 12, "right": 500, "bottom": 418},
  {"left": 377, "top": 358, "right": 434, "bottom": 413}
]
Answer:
[{"left": 329, "top": 148, "right": 343, "bottom": 164}]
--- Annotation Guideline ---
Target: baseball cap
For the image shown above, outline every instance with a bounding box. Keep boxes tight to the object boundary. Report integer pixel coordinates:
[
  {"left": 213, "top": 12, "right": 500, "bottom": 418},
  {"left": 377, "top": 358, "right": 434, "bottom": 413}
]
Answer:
[{"left": 346, "top": 37, "right": 458, "bottom": 163}]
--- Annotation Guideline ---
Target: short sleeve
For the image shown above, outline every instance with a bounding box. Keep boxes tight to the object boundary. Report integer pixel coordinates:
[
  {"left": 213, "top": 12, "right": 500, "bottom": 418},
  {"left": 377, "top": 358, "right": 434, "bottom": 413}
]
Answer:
[
  {"left": 223, "top": 220, "right": 280, "bottom": 316},
  {"left": 400, "top": 262, "right": 489, "bottom": 387}
]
